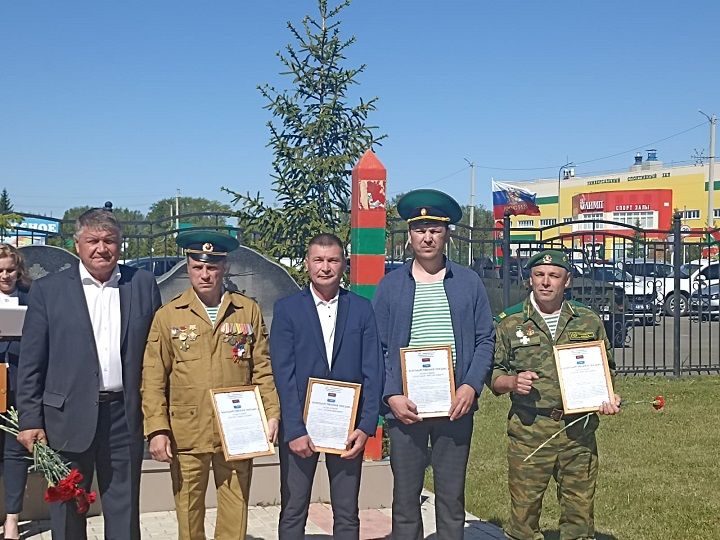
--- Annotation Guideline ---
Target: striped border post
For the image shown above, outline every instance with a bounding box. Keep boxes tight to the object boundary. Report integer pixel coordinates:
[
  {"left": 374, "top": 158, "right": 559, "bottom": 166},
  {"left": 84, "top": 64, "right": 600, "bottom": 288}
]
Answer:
[{"left": 350, "top": 149, "right": 387, "bottom": 300}]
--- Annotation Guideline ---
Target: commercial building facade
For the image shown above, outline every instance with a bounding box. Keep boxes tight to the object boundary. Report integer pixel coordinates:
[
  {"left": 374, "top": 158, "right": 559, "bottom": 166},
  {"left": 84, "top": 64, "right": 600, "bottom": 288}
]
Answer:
[{"left": 502, "top": 151, "right": 719, "bottom": 261}]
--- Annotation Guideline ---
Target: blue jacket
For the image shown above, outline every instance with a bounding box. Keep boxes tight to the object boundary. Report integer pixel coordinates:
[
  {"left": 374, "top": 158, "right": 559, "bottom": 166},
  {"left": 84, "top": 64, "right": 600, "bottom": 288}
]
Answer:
[
  {"left": 372, "top": 259, "right": 495, "bottom": 416},
  {"left": 270, "top": 287, "right": 384, "bottom": 443}
]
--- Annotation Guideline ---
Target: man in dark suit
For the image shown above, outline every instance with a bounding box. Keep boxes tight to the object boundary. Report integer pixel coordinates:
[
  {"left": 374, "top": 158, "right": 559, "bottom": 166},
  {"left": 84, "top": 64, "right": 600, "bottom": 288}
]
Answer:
[
  {"left": 17, "top": 208, "right": 161, "bottom": 540},
  {"left": 270, "top": 233, "right": 384, "bottom": 540}
]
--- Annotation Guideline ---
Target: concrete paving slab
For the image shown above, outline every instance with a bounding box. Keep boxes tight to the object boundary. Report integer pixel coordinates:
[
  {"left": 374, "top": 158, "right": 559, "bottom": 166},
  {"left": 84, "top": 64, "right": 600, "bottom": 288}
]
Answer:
[{"left": 12, "top": 490, "right": 504, "bottom": 539}]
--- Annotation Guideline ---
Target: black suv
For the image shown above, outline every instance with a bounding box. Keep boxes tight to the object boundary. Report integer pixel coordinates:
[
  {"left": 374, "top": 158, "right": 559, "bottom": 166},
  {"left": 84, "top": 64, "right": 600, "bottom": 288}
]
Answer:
[{"left": 125, "top": 256, "right": 183, "bottom": 277}]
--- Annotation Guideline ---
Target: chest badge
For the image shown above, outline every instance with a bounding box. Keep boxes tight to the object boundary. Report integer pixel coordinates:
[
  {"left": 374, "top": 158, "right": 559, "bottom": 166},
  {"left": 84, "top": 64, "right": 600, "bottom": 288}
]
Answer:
[{"left": 171, "top": 325, "right": 199, "bottom": 351}]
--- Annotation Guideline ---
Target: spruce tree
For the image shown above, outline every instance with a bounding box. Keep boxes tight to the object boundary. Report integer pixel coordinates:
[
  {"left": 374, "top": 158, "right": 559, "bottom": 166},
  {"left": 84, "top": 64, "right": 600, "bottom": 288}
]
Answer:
[
  {"left": 0, "top": 188, "right": 14, "bottom": 213},
  {"left": 225, "top": 0, "right": 384, "bottom": 273}
]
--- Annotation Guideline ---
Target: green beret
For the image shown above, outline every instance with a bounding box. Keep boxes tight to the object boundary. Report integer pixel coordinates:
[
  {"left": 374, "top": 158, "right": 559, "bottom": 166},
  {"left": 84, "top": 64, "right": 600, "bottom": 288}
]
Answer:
[
  {"left": 176, "top": 230, "right": 239, "bottom": 263},
  {"left": 524, "top": 250, "right": 571, "bottom": 272},
  {"left": 397, "top": 189, "right": 462, "bottom": 225}
]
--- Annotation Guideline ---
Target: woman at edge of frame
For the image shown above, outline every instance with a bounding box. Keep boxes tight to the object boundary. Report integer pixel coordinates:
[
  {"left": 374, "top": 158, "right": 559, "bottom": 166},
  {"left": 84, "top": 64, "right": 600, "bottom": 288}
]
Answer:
[{"left": 0, "top": 243, "right": 32, "bottom": 540}]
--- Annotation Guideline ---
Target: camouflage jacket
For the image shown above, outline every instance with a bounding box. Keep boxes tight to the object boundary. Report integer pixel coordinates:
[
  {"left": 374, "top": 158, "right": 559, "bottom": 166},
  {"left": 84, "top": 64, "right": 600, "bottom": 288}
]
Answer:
[{"left": 491, "top": 296, "right": 615, "bottom": 409}]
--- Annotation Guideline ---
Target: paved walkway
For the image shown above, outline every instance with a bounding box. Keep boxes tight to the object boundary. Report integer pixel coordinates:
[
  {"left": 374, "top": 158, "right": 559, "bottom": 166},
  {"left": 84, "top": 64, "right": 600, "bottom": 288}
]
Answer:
[{"left": 13, "top": 491, "right": 505, "bottom": 539}]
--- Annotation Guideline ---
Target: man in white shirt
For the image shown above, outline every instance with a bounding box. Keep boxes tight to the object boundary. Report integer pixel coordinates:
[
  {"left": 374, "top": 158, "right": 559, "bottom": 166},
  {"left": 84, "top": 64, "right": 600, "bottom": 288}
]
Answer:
[
  {"left": 270, "top": 233, "right": 384, "bottom": 539},
  {"left": 17, "top": 208, "right": 161, "bottom": 540}
]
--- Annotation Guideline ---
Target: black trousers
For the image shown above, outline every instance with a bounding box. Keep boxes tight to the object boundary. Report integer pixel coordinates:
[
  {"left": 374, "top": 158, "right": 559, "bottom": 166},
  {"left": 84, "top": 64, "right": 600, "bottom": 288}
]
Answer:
[
  {"left": 278, "top": 441, "right": 363, "bottom": 540},
  {"left": 49, "top": 398, "right": 144, "bottom": 540},
  {"left": 2, "top": 390, "right": 31, "bottom": 514},
  {"left": 387, "top": 414, "right": 473, "bottom": 540}
]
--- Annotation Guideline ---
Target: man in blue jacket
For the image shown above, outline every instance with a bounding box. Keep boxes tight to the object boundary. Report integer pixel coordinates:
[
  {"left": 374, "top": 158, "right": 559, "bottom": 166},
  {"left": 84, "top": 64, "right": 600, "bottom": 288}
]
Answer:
[
  {"left": 373, "top": 189, "right": 495, "bottom": 539},
  {"left": 270, "top": 233, "right": 384, "bottom": 540}
]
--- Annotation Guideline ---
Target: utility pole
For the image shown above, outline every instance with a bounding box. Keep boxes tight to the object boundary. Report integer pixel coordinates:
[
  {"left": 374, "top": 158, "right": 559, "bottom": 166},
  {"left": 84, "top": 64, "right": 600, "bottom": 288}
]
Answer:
[
  {"left": 175, "top": 189, "right": 180, "bottom": 231},
  {"left": 699, "top": 111, "right": 717, "bottom": 227},
  {"left": 557, "top": 162, "right": 574, "bottom": 222},
  {"left": 464, "top": 159, "right": 475, "bottom": 265}
]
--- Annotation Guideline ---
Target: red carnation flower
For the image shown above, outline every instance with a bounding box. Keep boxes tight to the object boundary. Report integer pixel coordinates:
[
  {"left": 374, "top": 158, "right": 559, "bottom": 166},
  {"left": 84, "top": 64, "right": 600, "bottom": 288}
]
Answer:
[
  {"left": 652, "top": 395, "right": 666, "bottom": 411},
  {"left": 74, "top": 488, "right": 97, "bottom": 514}
]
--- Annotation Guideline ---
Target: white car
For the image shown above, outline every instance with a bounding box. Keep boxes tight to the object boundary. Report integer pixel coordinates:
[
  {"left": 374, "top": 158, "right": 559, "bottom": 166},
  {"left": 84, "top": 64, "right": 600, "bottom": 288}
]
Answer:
[{"left": 656, "top": 261, "right": 720, "bottom": 315}]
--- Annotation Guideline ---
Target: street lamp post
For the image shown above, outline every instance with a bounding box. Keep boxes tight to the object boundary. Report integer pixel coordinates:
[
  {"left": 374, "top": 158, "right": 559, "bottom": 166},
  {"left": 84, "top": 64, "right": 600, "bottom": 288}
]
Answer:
[
  {"left": 699, "top": 110, "right": 717, "bottom": 228},
  {"left": 557, "top": 162, "right": 575, "bottom": 222}
]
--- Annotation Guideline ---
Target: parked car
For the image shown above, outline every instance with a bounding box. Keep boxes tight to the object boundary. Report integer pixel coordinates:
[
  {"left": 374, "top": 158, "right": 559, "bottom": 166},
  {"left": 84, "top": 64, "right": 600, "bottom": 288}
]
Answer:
[
  {"left": 584, "top": 264, "right": 660, "bottom": 325},
  {"left": 125, "top": 256, "right": 183, "bottom": 277},
  {"left": 617, "top": 259, "right": 674, "bottom": 279},
  {"left": 656, "top": 261, "right": 720, "bottom": 315},
  {"left": 689, "top": 283, "right": 720, "bottom": 319},
  {"left": 498, "top": 256, "right": 531, "bottom": 282},
  {"left": 384, "top": 260, "right": 405, "bottom": 274},
  {"left": 472, "top": 256, "right": 500, "bottom": 279},
  {"left": 566, "top": 277, "right": 632, "bottom": 348}
]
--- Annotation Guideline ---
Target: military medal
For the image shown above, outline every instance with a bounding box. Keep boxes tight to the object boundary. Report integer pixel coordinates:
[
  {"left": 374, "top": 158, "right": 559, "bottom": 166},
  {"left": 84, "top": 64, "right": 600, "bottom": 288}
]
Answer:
[
  {"left": 171, "top": 325, "right": 198, "bottom": 351},
  {"left": 223, "top": 322, "right": 254, "bottom": 362},
  {"left": 187, "top": 324, "right": 198, "bottom": 341}
]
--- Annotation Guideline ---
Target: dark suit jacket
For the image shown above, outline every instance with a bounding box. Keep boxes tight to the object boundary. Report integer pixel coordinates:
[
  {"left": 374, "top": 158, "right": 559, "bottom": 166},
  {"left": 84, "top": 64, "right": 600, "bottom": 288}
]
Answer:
[
  {"left": 0, "top": 287, "right": 30, "bottom": 393},
  {"left": 17, "top": 263, "right": 161, "bottom": 453},
  {"left": 270, "top": 287, "right": 384, "bottom": 444}
]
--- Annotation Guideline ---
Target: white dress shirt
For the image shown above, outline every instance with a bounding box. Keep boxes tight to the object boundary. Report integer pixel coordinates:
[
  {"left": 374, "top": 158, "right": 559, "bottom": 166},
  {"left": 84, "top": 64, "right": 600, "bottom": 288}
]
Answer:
[
  {"left": 310, "top": 284, "right": 339, "bottom": 369},
  {"left": 79, "top": 263, "right": 123, "bottom": 391}
]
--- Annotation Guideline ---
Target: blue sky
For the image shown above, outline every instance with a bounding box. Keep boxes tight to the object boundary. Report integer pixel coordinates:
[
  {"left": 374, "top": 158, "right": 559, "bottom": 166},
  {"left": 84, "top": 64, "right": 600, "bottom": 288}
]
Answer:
[{"left": 1, "top": 1, "right": 719, "bottom": 217}]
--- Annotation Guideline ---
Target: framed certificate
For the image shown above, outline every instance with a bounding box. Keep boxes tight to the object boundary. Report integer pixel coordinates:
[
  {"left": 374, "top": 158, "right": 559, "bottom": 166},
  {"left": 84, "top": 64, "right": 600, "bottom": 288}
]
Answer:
[
  {"left": 303, "top": 378, "right": 361, "bottom": 455},
  {"left": 400, "top": 345, "right": 456, "bottom": 418},
  {"left": 210, "top": 386, "right": 274, "bottom": 461},
  {"left": 553, "top": 341, "right": 615, "bottom": 414}
]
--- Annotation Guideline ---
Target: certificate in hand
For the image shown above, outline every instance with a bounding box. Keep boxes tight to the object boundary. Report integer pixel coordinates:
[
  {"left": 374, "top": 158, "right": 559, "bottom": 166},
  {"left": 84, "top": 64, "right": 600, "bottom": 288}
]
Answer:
[
  {"left": 210, "top": 386, "right": 274, "bottom": 461},
  {"left": 553, "top": 341, "right": 614, "bottom": 414},
  {"left": 400, "top": 345, "right": 455, "bottom": 418},
  {"left": 303, "top": 378, "right": 361, "bottom": 455}
]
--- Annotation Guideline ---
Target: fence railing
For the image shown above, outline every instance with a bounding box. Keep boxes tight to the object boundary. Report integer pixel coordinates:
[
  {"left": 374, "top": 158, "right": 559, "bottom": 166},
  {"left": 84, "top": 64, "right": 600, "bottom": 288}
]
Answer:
[
  {"left": 389, "top": 212, "right": 720, "bottom": 376},
  {"left": 12, "top": 211, "right": 720, "bottom": 376}
]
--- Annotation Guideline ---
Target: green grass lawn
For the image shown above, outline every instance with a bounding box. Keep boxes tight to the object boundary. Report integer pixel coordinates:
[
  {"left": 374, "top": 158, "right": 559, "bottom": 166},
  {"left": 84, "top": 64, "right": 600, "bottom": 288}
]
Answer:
[{"left": 430, "top": 375, "right": 720, "bottom": 539}]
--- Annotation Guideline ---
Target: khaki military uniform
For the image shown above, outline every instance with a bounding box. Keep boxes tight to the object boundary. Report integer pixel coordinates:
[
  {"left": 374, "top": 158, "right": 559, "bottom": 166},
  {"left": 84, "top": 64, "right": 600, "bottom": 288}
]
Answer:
[
  {"left": 492, "top": 297, "right": 615, "bottom": 540},
  {"left": 142, "top": 288, "right": 280, "bottom": 540}
]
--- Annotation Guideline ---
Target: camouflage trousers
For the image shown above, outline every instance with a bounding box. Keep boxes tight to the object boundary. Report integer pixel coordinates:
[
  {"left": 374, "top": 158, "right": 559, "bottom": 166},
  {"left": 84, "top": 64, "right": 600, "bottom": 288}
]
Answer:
[{"left": 504, "top": 409, "right": 600, "bottom": 540}]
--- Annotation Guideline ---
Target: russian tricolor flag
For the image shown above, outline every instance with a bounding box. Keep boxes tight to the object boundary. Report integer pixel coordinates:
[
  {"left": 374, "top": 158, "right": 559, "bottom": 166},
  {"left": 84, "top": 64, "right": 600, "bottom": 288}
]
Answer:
[{"left": 492, "top": 180, "right": 541, "bottom": 219}]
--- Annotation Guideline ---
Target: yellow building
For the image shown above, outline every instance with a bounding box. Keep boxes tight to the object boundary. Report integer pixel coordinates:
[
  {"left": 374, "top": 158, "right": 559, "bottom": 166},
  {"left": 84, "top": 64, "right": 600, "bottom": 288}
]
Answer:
[{"left": 501, "top": 151, "right": 718, "bottom": 260}]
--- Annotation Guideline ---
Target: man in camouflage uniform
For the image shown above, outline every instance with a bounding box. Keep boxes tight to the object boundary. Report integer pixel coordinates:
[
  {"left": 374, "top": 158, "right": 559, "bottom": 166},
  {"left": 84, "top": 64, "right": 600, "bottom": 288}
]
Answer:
[{"left": 490, "top": 250, "right": 621, "bottom": 540}]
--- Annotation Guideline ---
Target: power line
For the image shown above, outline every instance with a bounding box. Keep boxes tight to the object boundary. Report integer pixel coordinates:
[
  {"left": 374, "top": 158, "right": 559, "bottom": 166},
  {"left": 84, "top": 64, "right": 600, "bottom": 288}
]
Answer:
[
  {"left": 573, "top": 122, "right": 706, "bottom": 166},
  {"left": 469, "top": 121, "right": 707, "bottom": 172},
  {"left": 388, "top": 165, "right": 470, "bottom": 195}
]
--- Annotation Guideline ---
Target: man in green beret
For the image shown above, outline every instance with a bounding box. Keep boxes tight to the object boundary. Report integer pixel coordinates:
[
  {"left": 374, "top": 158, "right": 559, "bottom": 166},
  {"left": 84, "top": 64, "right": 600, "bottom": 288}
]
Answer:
[
  {"left": 490, "top": 249, "right": 621, "bottom": 540},
  {"left": 373, "top": 189, "right": 496, "bottom": 539},
  {"left": 141, "top": 230, "right": 280, "bottom": 540}
]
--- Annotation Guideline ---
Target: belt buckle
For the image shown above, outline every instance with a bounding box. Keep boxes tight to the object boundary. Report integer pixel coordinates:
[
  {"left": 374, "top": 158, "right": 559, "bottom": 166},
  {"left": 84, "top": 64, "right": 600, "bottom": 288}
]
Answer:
[{"left": 550, "top": 408, "right": 564, "bottom": 421}]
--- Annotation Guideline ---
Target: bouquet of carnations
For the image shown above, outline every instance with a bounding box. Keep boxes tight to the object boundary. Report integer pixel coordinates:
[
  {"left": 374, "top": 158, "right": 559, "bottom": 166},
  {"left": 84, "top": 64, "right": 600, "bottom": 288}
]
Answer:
[{"left": 0, "top": 407, "right": 97, "bottom": 514}]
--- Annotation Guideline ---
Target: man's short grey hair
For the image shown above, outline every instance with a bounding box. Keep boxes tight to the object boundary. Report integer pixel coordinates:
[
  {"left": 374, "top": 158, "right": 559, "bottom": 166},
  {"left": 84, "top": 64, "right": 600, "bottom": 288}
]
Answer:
[{"left": 74, "top": 208, "right": 122, "bottom": 239}]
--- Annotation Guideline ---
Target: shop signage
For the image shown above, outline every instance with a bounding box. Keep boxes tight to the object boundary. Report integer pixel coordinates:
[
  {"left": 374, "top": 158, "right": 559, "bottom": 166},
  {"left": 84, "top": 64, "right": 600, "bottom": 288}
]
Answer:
[
  {"left": 587, "top": 177, "right": 620, "bottom": 185},
  {"left": 579, "top": 199, "right": 604, "bottom": 211}
]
